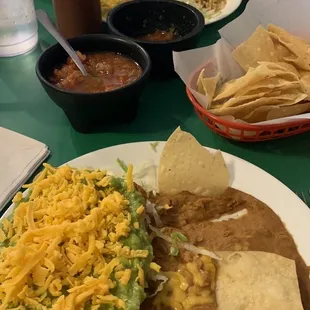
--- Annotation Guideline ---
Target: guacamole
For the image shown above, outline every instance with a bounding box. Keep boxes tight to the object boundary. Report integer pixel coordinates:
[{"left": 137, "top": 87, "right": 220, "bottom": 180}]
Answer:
[{"left": 0, "top": 166, "right": 153, "bottom": 310}]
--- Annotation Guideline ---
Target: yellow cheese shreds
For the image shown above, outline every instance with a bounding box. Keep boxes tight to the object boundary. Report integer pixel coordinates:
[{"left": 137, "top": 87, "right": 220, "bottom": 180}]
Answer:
[
  {"left": 126, "top": 164, "right": 134, "bottom": 192},
  {"left": 2, "top": 218, "right": 13, "bottom": 239},
  {"left": 0, "top": 229, "right": 5, "bottom": 242},
  {"left": 136, "top": 264, "right": 145, "bottom": 287},
  {"left": 0, "top": 165, "right": 148, "bottom": 309},
  {"left": 12, "top": 192, "right": 23, "bottom": 203},
  {"left": 97, "top": 294, "right": 125, "bottom": 309},
  {"left": 150, "top": 262, "right": 161, "bottom": 273},
  {"left": 137, "top": 205, "right": 145, "bottom": 215},
  {"left": 163, "top": 204, "right": 173, "bottom": 210},
  {"left": 133, "top": 222, "right": 140, "bottom": 229},
  {"left": 119, "top": 269, "right": 132, "bottom": 285}
]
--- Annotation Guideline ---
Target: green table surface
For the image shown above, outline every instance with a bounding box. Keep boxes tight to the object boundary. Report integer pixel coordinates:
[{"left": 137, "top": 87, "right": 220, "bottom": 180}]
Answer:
[{"left": 1, "top": 0, "right": 310, "bottom": 212}]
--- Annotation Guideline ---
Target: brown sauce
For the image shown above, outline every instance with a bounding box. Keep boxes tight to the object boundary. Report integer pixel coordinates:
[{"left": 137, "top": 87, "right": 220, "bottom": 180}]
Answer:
[
  {"left": 144, "top": 188, "right": 310, "bottom": 310},
  {"left": 50, "top": 51, "right": 142, "bottom": 93},
  {"left": 137, "top": 29, "right": 177, "bottom": 42}
]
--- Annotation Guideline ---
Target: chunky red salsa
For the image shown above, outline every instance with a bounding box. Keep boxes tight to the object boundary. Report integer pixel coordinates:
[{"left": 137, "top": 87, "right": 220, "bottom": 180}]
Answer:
[
  {"left": 137, "top": 29, "right": 177, "bottom": 42},
  {"left": 50, "top": 51, "right": 142, "bottom": 93}
]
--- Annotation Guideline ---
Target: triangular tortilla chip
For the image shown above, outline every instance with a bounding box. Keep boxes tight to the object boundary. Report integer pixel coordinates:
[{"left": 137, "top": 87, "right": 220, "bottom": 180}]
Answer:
[
  {"left": 196, "top": 69, "right": 206, "bottom": 95},
  {"left": 242, "top": 102, "right": 310, "bottom": 123},
  {"left": 258, "top": 61, "right": 300, "bottom": 77},
  {"left": 232, "top": 25, "right": 278, "bottom": 71},
  {"left": 197, "top": 70, "right": 221, "bottom": 101},
  {"left": 269, "top": 31, "right": 292, "bottom": 61},
  {"left": 210, "top": 91, "right": 307, "bottom": 120},
  {"left": 158, "top": 127, "right": 229, "bottom": 197},
  {"left": 300, "top": 70, "right": 310, "bottom": 99},
  {"left": 216, "top": 252, "right": 304, "bottom": 310},
  {"left": 284, "top": 54, "right": 310, "bottom": 71},
  {"left": 201, "top": 72, "right": 221, "bottom": 101},
  {"left": 213, "top": 63, "right": 277, "bottom": 101},
  {"left": 268, "top": 24, "right": 310, "bottom": 70}
]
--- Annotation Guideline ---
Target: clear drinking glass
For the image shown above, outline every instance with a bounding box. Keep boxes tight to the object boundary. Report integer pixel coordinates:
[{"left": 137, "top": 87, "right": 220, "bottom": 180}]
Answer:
[{"left": 0, "top": 0, "right": 38, "bottom": 57}]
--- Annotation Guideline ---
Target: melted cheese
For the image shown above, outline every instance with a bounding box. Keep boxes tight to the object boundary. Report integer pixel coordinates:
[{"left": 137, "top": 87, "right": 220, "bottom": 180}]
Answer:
[
  {"left": 154, "top": 256, "right": 216, "bottom": 310},
  {"left": 0, "top": 164, "right": 148, "bottom": 309}
]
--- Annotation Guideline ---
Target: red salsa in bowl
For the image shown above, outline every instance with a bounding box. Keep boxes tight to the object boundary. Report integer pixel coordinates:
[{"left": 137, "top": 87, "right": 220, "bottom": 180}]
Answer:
[
  {"left": 136, "top": 29, "right": 178, "bottom": 42},
  {"left": 50, "top": 51, "right": 142, "bottom": 93}
]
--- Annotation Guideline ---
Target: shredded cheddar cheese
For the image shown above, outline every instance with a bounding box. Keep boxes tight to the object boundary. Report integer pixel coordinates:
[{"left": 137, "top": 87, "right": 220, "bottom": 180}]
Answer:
[
  {"left": 0, "top": 164, "right": 150, "bottom": 310},
  {"left": 137, "top": 264, "right": 145, "bottom": 287},
  {"left": 150, "top": 262, "right": 161, "bottom": 273},
  {"left": 137, "top": 205, "right": 145, "bottom": 215},
  {"left": 126, "top": 164, "right": 134, "bottom": 192}
]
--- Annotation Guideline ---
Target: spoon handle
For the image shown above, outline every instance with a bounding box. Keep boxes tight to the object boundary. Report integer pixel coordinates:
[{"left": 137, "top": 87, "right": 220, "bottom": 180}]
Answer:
[{"left": 36, "top": 9, "right": 88, "bottom": 76}]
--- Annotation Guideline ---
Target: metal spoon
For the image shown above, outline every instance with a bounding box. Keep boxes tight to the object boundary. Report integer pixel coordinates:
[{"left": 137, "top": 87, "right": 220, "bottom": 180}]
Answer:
[{"left": 36, "top": 9, "right": 88, "bottom": 76}]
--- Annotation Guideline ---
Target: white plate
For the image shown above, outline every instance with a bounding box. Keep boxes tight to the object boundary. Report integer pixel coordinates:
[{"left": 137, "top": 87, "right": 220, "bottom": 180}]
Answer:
[
  {"left": 185, "top": 0, "right": 243, "bottom": 25},
  {"left": 103, "top": 0, "right": 242, "bottom": 25},
  {"left": 2, "top": 142, "right": 310, "bottom": 268}
]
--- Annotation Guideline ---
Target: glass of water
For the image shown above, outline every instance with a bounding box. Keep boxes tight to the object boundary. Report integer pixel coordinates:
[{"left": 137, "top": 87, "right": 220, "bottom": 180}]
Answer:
[{"left": 0, "top": 0, "right": 38, "bottom": 57}]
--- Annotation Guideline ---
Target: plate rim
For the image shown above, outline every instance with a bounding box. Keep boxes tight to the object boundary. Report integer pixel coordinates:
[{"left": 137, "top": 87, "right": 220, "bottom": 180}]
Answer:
[
  {"left": 102, "top": 0, "right": 243, "bottom": 25},
  {"left": 204, "top": 0, "right": 243, "bottom": 25}
]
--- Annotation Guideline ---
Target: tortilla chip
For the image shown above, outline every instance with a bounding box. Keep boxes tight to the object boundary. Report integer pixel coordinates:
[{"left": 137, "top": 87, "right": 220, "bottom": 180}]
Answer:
[
  {"left": 284, "top": 54, "right": 310, "bottom": 71},
  {"left": 232, "top": 25, "right": 278, "bottom": 71},
  {"left": 300, "top": 70, "right": 310, "bottom": 99},
  {"left": 233, "top": 78, "right": 300, "bottom": 99},
  {"left": 214, "top": 62, "right": 301, "bottom": 102},
  {"left": 197, "top": 69, "right": 205, "bottom": 95},
  {"left": 220, "top": 90, "right": 282, "bottom": 109},
  {"left": 269, "top": 32, "right": 292, "bottom": 61},
  {"left": 242, "top": 102, "right": 310, "bottom": 123},
  {"left": 268, "top": 24, "right": 310, "bottom": 56},
  {"left": 210, "top": 91, "right": 307, "bottom": 120},
  {"left": 268, "top": 24, "right": 310, "bottom": 70},
  {"left": 158, "top": 127, "right": 229, "bottom": 197},
  {"left": 197, "top": 70, "right": 221, "bottom": 101},
  {"left": 258, "top": 61, "right": 300, "bottom": 77},
  {"left": 202, "top": 73, "right": 221, "bottom": 101},
  {"left": 213, "top": 63, "right": 277, "bottom": 101},
  {"left": 216, "top": 252, "right": 304, "bottom": 310}
]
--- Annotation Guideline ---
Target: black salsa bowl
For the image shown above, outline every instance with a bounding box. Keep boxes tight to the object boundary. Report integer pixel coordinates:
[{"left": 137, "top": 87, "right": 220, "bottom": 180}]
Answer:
[
  {"left": 36, "top": 34, "right": 151, "bottom": 133},
  {"left": 107, "top": 0, "right": 205, "bottom": 76}
]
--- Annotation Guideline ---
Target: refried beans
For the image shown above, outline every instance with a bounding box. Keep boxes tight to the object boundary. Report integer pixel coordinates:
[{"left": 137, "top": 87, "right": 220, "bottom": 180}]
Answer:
[{"left": 142, "top": 187, "right": 310, "bottom": 310}]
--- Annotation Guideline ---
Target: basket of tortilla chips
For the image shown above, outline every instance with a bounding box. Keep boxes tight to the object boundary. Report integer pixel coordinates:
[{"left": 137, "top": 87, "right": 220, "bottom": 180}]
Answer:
[{"left": 173, "top": 0, "right": 310, "bottom": 141}]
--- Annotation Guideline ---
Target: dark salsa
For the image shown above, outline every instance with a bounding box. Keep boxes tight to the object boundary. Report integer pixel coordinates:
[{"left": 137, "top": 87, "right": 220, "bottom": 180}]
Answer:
[
  {"left": 137, "top": 29, "right": 177, "bottom": 42},
  {"left": 50, "top": 51, "right": 142, "bottom": 93}
]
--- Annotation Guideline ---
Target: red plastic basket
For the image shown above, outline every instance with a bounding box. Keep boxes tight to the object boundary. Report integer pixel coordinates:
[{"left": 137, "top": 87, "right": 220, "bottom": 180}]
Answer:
[{"left": 186, "top": 87, "right": 310, "bottom": 142}]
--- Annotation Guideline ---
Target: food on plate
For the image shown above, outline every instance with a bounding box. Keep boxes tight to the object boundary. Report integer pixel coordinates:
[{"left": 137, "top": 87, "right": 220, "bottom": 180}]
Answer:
[
  {"left": 196, "top": 24, "right": 310, "bottom": 123},
  {"left": 0, "top": 164, "right": 153, "bottom": 309},
  {"left": 143, "top": 187, "right": 310, "bottom": 310},
  {"left": 0, "top": 128, "right": 309, "bottom": 309},
  {"left": 50, "top": 51, "right": 142, "bottom": 93},
  {"left": 100, "top": 0, "right": 226, "bottom": 22},
  {"left": 100, "top": 0, "right": 131, "bottom": 19},
  {"left": 158, "top": 127, "right": 229, "bottom": 197},
  {"left": 216, "top": 251, "right": 304, "bottom": 309},
  {"left": 181, "top": 0, "right": 227, "bottom": 21},
  {"left": 136, "top": 29, "right": 178, "bottom": 42}
]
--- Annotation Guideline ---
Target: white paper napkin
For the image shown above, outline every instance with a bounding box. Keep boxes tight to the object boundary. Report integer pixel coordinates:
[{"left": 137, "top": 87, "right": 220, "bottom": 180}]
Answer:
[{"left": 0, "top": 127, "right": 50, "bottom": 210}]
